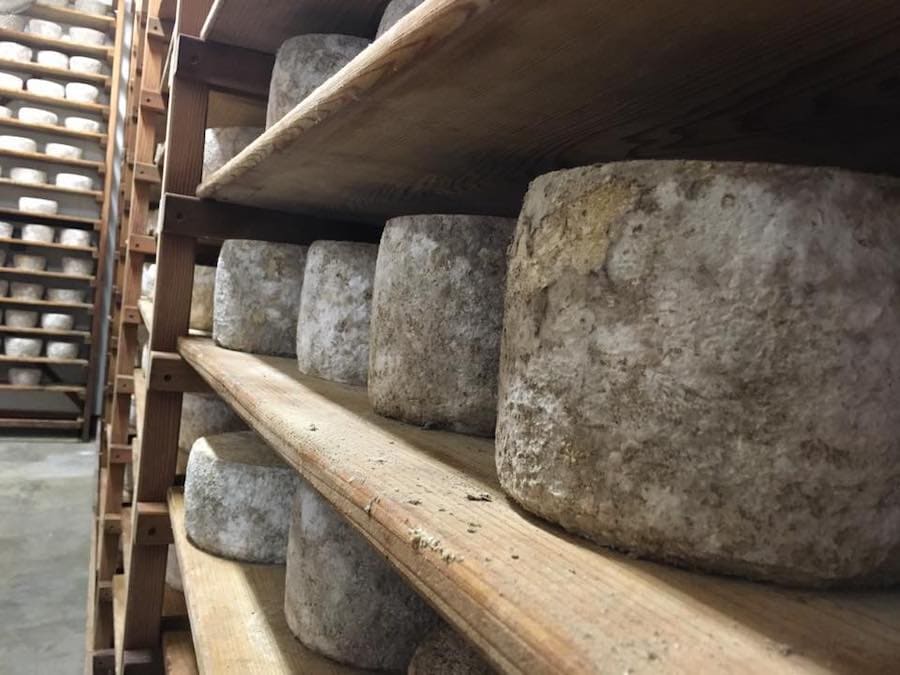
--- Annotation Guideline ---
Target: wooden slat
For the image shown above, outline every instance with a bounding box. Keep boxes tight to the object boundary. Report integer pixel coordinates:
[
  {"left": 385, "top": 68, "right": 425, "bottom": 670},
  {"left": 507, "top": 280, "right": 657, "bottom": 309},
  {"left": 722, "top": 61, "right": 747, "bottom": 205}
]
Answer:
[
  {"left": 199, "top": 0, "right": 900, "bottom": 223},
  {"left": 0, "top": 383, "right": 85, "bottom": 395},
  {"left": 0, "top": 208, "right": 100, "bottom": 230},
  {"left": 201, "top": 0, "right": 387, "bottom": 52},
  {"left": 0, "top": 236, "right": 95, "bottom": 254},
  {"left": 28, "top": 3, "right": 116, "bottom": 32},
  {"left": 0, "top": 417, "right": 82, "bottom": 430},
  {"left": 0, "top": 57, "right": 109, "bottom": 87},
  {"left": 0, "top": 353, "right": 88, "bottom": 366},
  {"left": 0, "top": 27, "right": 113, "bottom": 60},
  {"left": 0, "top": 325, "right": 90, "bottom": 341},
  {"left": 162, "top": 631, "right": 198, "bottom": 675},
  {"left": 179, "top": 336, "right": 900, "bottom": 675},
  {"left": 0, "top": 266, "right": 94, "bottom": 284},
  {"left": 0, "top": 176, "right": 102, "bottom": 199},
  {"left": 0, "top": 115, "right": 106, "bottom": 142},
  {"left": 0, "top": 296, "right": 92, "bottom": 312},
  {"left": 0, "top": 85, "right": 109, "bottom": 115},
  {"left": 168, "top": 490, "right": 372, "bottom": 674},
  {"left": 0, "top": 145, "right": 104, "bottom": 171}
]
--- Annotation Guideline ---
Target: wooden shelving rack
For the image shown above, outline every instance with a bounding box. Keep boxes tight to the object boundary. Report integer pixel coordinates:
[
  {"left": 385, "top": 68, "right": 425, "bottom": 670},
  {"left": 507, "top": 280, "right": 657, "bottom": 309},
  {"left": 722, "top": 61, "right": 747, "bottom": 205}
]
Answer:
[
  {"left": 0, "top": 1, "right": 125, "bottom": 435},
  {"left": 88, "top": 1, "right": 900, "bottom": 673}
]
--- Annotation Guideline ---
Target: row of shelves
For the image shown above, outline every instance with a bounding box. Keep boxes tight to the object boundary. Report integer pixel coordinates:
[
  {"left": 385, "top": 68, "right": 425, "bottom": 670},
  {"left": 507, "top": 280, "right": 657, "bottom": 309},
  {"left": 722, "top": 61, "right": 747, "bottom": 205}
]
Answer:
[{"left": 93, "top": 0, "right": 900, "bottom": 673}]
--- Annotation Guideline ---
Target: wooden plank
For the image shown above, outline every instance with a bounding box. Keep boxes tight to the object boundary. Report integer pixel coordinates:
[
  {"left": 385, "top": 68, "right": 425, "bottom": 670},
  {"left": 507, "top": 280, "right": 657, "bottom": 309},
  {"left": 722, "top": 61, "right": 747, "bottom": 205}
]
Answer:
[
  {"left": 128, "top": 233, "right": 157, "bottom": 254},
  {"left": 140, "top": 89, "right": 166, "bottom": 115},
  {"left": 0, "top": 417, "right": 82, "bottom": 430},
  {"left": 0, "top": 115, "right": 106, "bottom": 142},
  {"left": 179, "top": 336, "right": 900, "bottom": 675},
  {"left": 0, "top": 176, "right": 102, "bottom": 199},
  {"left": 201, "top": 0, "right": 388, "bottom": 52},
  {"left": 0, "top": 296, "right": 93, "bottom": 312},
  {"left": 168, "top": 490, "right": 373, "bottom": 675},
  {"left": 0, "top": 85, "right": 109, "bottom": 116},
  {"left": 0, "top": 27, "right": 113, "bottom": 60},
  {"left": 0, "top": 354, "right": 88, "bottom": 366},
  {"left": 199, "top": 0, "right": 900, "bottom": 223},
  {"left": 0, "top": 57, "right": 109, "bottom": 88},
  {"left": 0, "top": 325, "right": 89, "bottom": 341},
  {"left": 147, "top": 351, "right": 211, "bottom": 394},
  {"left": 0, "top": 147, "right": 104, "bottom": 172},
  {"left": 0, "top": 266, "right": 94, "bottom": 284},
  {"left": 134, "top": 501, "right": 172, "bottom": 546},
  {"left": 0, "top": 208, "right": 100, "bottom": 231},
  {"left": 0, "top": 383, "right": 85, "bottom": 395},
  {"left": 162, "top": 631, "right": 198, "bottom": 675},
  {"left": 161, "top": 193, "right": 380, "bottom": 244},
  {"left": 174, "top": 36, "right": 272, "bottom": 99},
  {"left": 133, "top": 162, "right": 162, "bottom": 185},
  {"left": 28, "top": 3, "right": 116, "bottom": 32},
  {"left": 0, "top": 236, "right": 94, "bottom": 255}
]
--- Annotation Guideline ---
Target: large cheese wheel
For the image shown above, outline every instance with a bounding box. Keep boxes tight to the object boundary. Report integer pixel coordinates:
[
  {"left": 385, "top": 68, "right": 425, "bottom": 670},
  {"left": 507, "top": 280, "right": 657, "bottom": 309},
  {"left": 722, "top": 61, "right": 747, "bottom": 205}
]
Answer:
[
  {"left": 284, "top": 480, "right": 438, "bottom": 669},
  {"left": 369, "top": 215, "right": 514, "bottom": 436},
  {"left": 497, "top": 160, "right": 900, "bottom": 587},
  {"left": 296, "top": 241, "right": 378, "bottom": 385},
  {"left": 214, "top": 240, "right": 307, "bottom": 356},
  {"left": 266, "top": 34, "right": 369, "bottom": 128},
  {"left": 184, "top": 431, "right": 298, "bottom": 563}
]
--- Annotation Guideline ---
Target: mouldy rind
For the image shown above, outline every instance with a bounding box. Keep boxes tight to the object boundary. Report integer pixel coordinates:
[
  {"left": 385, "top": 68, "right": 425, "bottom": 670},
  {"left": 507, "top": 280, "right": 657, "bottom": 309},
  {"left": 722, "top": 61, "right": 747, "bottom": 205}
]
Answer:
[{"left": 496, "top": 160, "right": 900, "bottom": 587}]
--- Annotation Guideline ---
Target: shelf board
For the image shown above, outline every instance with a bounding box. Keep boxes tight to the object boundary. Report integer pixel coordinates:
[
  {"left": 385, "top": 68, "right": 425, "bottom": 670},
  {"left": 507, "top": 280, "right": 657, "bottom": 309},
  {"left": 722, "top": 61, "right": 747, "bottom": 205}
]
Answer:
[
  {"left": 0, "top": 416, "right": 82, "bottom": 429},
  {"left": 162, "top": 631, "right": 198, "bottom": 675},
  {"left": 0, "top": 353, "right": 88, "bottom": 366},
  {"left": 0, "top": 176, "right": 102, "bottom": 199},
  {"left": 0, "top": 115, "right": 106, "bottom": 142},
  {"left": 28, "top": 4, "right": 116, "bottom": 33},
  {"left": 0, "top": 235, "right": 95, "bottom": 255},
  {"left": 0, "top": 85, "right": 108, "bottom": 116},
  {"left": 201, "top": 0, "right": 386, "bottom": 53},
  {"left": 0, "top": 265, "right": 95, "bottom": 284},
  {"left": 134, "top": 367, "right": 145, "bottom": 433},
  {"left": 0, "top": 28, "right": 113, "bottom": 60},
  {"left": 168, "top": 490, "right": 373, "bottom": 675},
  {"left": 0, "top": 57, "right": 109, "bottom": 88},
  {"left": 0, "top": 145, "right": 103, "bottom": 171},
  {"left": 113, "top": 573, "right": 125, "bottom": 674},
  {"left": 199, "top": 0, "right": 900, "bottom": 223},
  {"left": 0, "top": 207, "right": 101, "bottom": 231},
  {"left": 0, "top": 383, "right": 85, "bottom": 396},
  {"left": 179, "top": 336, "right": 900, "bottom": 674},
  {"left": 0, "top": 324, "right": 90, "bottom": 341},
  {"left": 0, "top": 296, "right": 92, "bottom": 312}
]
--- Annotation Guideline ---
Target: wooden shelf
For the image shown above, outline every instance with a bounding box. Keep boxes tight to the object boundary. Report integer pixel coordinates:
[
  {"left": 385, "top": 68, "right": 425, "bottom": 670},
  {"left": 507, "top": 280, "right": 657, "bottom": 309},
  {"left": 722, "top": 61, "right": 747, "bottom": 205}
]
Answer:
[
  {"left": 0, "top": 208, "right": 101, "bottom": 231},
  {"left": 0, "top": 353, "right": 88, "bottom": 366},
  {"left": 0, "top": 86, "right": 108, "bottom": 116},
  {"left": 198, "top": 0, "right": 900, "bottom": 223},
  {"left": 0, "top": 416, "right": 82, "bottom": 429},
  {"left": 0, "top": 235, "right": 95, "bottom": 254},
  {"left": 0, "top": 324, "right": 90, "bottom": 341},
  {"left": 0, "top": 145, "right": 104, "bottom": 171},
  {"left": 168, "top": 490, "right": 372, "bottom": 674},
  {"left": 134, "top": 367, "right": 145, "bottom": 432},
  {"left": 0, "top": 176, "right": 102, "bottom": 199},
  {"left": 179, "top": 336, "right": 900, "bottom": 674},
  {"left": 0, "top": 296, "right": 92, "bottom": 312},
  {"left": 0, "top": 57, "right": 110, "bottom": 88},
  {"left": 0, "top": 383, "right": 85, "bottom": 396},
  {"left": 0, "top": 115, "right": 106, "bottom": 142},
  {"left": 28, "top": 4, "right": 116, "bottom": 33},
  {"left": 0, "top": 28, "right": 113, "bottom": 60},
  {"left": 0, "top": 266, "right": 94, "bottom": 284},
  {"left": 201, "top": 0, "right": 385, "bottom": 53}
]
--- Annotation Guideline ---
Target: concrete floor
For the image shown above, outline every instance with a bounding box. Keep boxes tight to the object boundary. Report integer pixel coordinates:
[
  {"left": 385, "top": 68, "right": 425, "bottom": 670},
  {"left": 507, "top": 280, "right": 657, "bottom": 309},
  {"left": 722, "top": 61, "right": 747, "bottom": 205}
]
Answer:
[{"left": 0, "top": 436, "right": 96, "bottom": 675}]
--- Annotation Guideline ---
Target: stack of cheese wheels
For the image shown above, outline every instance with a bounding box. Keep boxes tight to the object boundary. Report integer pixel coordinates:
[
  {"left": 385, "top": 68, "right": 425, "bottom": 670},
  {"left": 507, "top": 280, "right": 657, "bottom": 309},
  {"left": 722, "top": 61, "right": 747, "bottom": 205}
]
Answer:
[{"left": 496, "top": 160, "right": 900, "bottom": 588}]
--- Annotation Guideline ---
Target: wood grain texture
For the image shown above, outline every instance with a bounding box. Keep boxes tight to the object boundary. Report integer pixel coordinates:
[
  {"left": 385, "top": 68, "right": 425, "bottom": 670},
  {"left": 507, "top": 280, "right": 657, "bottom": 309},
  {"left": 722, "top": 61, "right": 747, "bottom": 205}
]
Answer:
[
  {"left": 0, "top": 84, "right": 109, "bottom": 115},
  {"left": 0, "top": 417, "right": 82, "bottom": 429},
  {"left": 0, "top": 236, "right": 94, "bottom": 254},
  {"left": 162, "top": 631, "right": 198, "bottom": 675},
  {"left": 0, "top": 146, "right": 104, "bottom": 172},
  {"left": 199, "top": 0, "right": 900, "bottom": 224},
  {"left": 0, "top": 208, "right": 99, "bottom": 230},
  {"left": 168, "top": 490, "right": 376, "bottom": 675},
  {"left": 202, "top": 0, "right": 389, "bottom": 52},
  {"left": 179, "top": 337, "right": 900, "bottom": 675}
]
